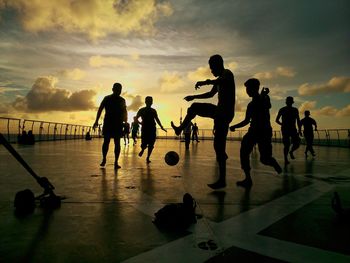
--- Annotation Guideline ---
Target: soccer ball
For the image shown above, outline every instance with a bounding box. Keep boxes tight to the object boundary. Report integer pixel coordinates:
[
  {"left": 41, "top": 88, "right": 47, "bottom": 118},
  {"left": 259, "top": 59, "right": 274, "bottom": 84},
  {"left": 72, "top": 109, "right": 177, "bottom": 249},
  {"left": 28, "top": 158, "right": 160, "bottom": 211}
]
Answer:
[{"left": 164, "top": 151, "right": 179, "bottom": 166}]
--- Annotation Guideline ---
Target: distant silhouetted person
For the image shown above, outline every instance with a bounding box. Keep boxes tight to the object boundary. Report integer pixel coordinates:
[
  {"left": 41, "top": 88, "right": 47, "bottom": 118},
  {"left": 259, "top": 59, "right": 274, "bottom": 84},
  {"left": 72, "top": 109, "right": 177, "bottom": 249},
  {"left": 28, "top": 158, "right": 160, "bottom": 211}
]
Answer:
[
  {"left": 171, "top": 54, "right": 235, "bottom": 189},
  {"left": 18, "top": 131, "right": 28, "bottom": 145},
  {"left": 230, "top": 79, "right": 282, "bottom": 188},
  {"left": 27, "top": 130, "right": 35, "bottom": 144},
  {"left": 131, "top": 116, "right": 140, "bottom": 145},
  {"left": 136, "top": 96, "right": 167, "bottom": 163},
  {"left": 301, "top": 110, "right": 317, "bottom": 158},
  {"left": 192, "top": 123, "right": 200, "bottom": 142},
  {"left": 183, "top": 122, "right": 193, "bottom": 150},
  {"left": 85, "top": 131, "right": 92, "bottom": 141},
  {"left": 276, "top": 96, "right": 301, "bottom": 165},
  {"left": 93, "top": 83, "right": 127, "bottom": 169},
  {"left": 123, "top": 121, "right": 130, "bottom": 145}
]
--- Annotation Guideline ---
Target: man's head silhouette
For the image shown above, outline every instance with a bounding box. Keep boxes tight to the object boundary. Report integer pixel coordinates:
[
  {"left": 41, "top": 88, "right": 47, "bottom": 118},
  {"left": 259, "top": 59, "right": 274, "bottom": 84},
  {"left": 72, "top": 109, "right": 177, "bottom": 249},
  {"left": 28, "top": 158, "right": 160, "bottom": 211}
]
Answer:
[
  {"left": 209, "top": 54, "right": 224, "bottom": 77},
  {"left": 112, "top": 83, "right": 122, "bottom": 95},
  {"left": 145, "top": 96, "right": 153, "bottom": 107},
  {"left": 244, "top": 78, "right": 260, "bottom": 97},
  {"left": 304, "top": 110, "right": 310, "bottom": 117},
  {"left": 286, "top": 96, "right": 294, "bottom": 106}
]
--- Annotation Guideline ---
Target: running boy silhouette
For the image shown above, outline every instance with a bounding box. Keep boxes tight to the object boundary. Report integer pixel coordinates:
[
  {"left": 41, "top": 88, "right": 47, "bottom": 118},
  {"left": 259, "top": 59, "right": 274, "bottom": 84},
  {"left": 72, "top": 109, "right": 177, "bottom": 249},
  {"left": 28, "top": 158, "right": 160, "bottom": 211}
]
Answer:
[
  {"left": 276, "top": 96, "right": 301, "bottom": 165},
  {"left": 131, "top": 116, "right": 140, "bottom": 145},
  {"left": 192, "top": 123, "right": 200, "bottom": 142},
  {"left": 93, "top": 83, "right": 127, "bottom": 169},
  {"left": 230, "top": 78, "right": 282, "bottom": 188},
  {"left": 123, "top": 121, "right": 130, "bottom": 145},
  {"left": 171, "top": 54, "right": 235, "bottom": 189},
  {"left": 301, "top": 110, "right": 317, "bottom": 158},
  {"left": 136, "top": 96, "right": 167, "bottom": 163}
]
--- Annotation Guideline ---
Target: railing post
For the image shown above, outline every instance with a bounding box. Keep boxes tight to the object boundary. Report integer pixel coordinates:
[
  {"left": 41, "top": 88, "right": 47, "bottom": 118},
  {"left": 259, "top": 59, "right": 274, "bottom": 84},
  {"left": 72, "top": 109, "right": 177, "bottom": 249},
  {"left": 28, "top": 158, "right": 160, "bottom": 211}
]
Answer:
[
  {"left": 47, "top": 123, "right": 51, "bottom": 141},
  {"left": 39, "top": 122, "right": 44, "bottom": 141},
  {"left": 7, "top": 118, "right": 10, "bottom": 141}
]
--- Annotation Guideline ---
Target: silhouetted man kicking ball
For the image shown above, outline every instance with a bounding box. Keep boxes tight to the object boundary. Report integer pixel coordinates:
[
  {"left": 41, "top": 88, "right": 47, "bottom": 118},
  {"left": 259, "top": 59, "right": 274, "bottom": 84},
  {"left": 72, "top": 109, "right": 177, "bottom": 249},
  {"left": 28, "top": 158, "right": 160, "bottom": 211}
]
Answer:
[
  {"left": 171, "top": 54, "right": 235, "bottom": 189},
  {"left": 136, "top": 96, "right": 167, "bottom": 163},
  {"left": 276, "top": 96, "right": 301, "bottom": 165},
  {"left": 230, "top": 78, "right": 282, "bottom": 188},
  {"left": 93, "top": 83, "right": 127, "bottom": 169}
]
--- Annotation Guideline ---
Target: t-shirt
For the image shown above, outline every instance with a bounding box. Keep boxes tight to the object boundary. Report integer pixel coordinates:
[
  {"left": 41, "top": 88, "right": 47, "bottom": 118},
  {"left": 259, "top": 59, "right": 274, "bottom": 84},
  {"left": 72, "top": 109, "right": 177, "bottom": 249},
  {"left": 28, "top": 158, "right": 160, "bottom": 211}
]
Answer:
[
  {"left": 137, "top": 107, "right": 158, "bottom": 130},
  {"left": 102, "top": 94, "right": 127, "bottom": 125},
  {"left": 248, "top": 94, "right": 271, "bottom": 133},
  {"left": 131, "top": 122, "right": 140, "bottom": 133},
  {"left": 301, "top": 117, "right": 316, "bottom": 134},
  {"left": 277, "top": 106, "right": 299, "bottom": 131}
]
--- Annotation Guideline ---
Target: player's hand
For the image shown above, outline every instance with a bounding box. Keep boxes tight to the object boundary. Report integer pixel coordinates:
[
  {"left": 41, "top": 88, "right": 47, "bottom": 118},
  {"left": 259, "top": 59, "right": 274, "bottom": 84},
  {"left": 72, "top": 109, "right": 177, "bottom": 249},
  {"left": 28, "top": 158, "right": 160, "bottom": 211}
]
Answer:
[
  {"left": 261, "top": 87, "right": 270, "bottom": 95},
  {"left": 195, "top": 80, "right": 207, "bottom": 90},
  {"left": 184, "top": 95, "right": 195, "bottom": 101},
  {"left": 229, "top": 126, "right": 236, "bottom": 132},
  {"left": 93, "top": 122, "right": 98, "bottom": 130}
]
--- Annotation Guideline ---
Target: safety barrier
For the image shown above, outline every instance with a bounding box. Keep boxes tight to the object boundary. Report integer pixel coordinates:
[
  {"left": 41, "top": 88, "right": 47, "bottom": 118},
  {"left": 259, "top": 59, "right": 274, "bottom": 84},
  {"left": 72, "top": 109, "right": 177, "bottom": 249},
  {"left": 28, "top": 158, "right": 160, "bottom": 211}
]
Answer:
[
  {"left": 0, "top": 117, "right": 99, "bottom": 143},
  {"left": 1, "top": 117, "right": 349, "bottom": 147}
]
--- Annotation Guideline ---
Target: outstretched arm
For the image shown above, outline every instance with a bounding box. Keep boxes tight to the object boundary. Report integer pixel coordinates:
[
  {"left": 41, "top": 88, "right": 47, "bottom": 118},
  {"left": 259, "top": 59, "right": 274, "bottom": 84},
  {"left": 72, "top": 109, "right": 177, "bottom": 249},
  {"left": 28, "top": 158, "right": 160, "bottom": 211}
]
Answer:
[
  {"left": 184, "top": 86, "right": 218, "bottom": 102},
  {"left": 230, "top": 106, "right": 251, "bottom": 131}
]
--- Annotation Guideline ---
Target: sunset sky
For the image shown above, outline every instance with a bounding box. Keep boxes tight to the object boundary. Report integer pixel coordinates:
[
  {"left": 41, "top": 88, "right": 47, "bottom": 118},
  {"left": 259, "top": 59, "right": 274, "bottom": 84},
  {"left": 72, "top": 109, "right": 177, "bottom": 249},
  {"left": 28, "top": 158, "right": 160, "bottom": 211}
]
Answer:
[{"left": 0, "top": 0, "right": 349, "bottom": 130}]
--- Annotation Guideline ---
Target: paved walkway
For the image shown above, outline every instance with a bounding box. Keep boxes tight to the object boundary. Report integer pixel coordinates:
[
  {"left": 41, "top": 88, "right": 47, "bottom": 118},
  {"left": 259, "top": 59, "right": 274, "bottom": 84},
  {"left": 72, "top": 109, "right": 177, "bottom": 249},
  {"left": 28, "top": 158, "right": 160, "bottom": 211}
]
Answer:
[{"left": 1, "top": 139, "right": 350, "bottom": 262}]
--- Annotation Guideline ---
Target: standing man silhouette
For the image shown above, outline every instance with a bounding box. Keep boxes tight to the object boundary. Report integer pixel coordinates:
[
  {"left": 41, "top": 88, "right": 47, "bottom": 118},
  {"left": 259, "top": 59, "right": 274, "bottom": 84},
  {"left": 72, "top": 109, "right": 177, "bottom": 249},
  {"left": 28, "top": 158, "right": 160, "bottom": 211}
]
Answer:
[
  {"left": 230, "top": 79, "right": 282, "bottom": 188},
  {"left": 276, "top": 96, "right": 301, "bottom": 165},
  {"left": 93, "top": 83, "right": 127, "bottom": 169},
  {"left": 171, "top": 54, "right": 235, "bottom": 189},
  {"left": 192, "top": 123, "right": 200, "bottom": 142},
  {"left": 183, "top": 122, "right": 193, "bottom": 150},
  {"left": 136, "top": 96, "right": 167, "bottom": 163},
  {"left": 301, "top": 110, "right": 317, "bottom": 158}
]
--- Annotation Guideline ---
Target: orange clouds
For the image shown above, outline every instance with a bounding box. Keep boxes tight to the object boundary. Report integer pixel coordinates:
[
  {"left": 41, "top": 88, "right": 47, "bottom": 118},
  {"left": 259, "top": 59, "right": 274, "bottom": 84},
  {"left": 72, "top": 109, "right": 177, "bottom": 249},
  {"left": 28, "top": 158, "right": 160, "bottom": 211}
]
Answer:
[
  {"left": 298, "top": 100, "right": 350, "bottom": 117},
  {"left": 11, "top": 76, "right": 96, "bottom": 112},
  {"left": 0, "top": 0, "right": 173, "bottom": 40},
  {"left": 298, "top": 76, "right": 350, "bottom": 96},
  {"left": 254, "top": 66, "right": 295, "bottom": 80}
]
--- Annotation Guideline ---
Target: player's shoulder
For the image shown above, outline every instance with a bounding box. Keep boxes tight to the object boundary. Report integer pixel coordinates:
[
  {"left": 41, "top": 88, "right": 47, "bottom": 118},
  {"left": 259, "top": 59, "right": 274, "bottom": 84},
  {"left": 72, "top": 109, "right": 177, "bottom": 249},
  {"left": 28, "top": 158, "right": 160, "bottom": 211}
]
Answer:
[{"left": 223, "top": 68, "right": 234, "bottom": 78}]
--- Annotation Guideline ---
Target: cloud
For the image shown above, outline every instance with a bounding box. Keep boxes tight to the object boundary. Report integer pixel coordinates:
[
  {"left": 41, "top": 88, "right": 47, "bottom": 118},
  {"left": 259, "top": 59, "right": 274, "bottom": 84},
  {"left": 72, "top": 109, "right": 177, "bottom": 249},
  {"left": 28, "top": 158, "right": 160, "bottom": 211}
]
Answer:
[
  {"left": 336, "top": 105, "right": 350, "bottom": 117},
  {"left": 159, "top": 71, "right": 186, "bottom": 93},
  {"left": 298, "top": 100, "right": 316, "bottom": 114},
  {"left": 187, "top": 61, "right": 238, "bottom": 82},
  {"left": 254, "top": 66, "right": 295, "bottom": 80},
  {"left": 122, "top": 93, "right": 143, "bottom": 111},
  {"left": 298, "top": 76, "right": 350, "bottom": 96},
  {"left": 187, "top": 66, "right": 212, "bottom": 82},
  {"left": 11, "top": 76, "right": 96, "bottom": 112},
  {"left": 57, "top": 68, "right": 86, "bottom": 80},
  {"left": 0, "top": 103, "right": 9, "bottom": 113},
  {"left": 89, "top": 55, "right": 130, "bottom": 68},
  {"left": 0, "top": 87, "right": 24, "bottom": 93},
  {"left": 227, "top": 62, "right": 238, "bottom": 71},
  {"left": 298, "top": 100, "right": 350, "bottom": 117},
  {"left": 0, "top": 0, "right": 173, "bottom": 40}
]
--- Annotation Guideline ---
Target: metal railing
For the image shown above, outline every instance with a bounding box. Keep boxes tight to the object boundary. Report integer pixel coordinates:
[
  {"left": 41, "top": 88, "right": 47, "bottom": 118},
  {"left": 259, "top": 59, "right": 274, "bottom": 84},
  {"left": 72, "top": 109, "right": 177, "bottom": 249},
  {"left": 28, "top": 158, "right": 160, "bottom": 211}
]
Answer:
[
  {"left": 0, "top": 117, "right": 99, "bottom": 143},
  {"left": 156, "top": 128, "right": 350, "bottom": 148},
  {"left": 1, "top": 116, "right": 349, "bottom": 147}
]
